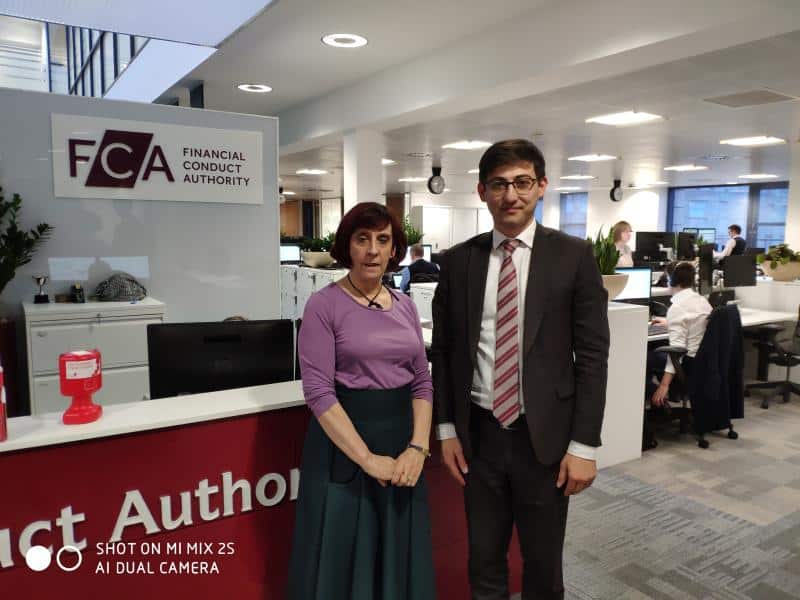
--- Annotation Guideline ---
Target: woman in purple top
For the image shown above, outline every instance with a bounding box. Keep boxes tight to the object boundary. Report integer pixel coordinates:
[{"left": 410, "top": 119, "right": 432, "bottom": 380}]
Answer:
[{"left": 287, "top": 202, "right": 436, "bottom": 600}]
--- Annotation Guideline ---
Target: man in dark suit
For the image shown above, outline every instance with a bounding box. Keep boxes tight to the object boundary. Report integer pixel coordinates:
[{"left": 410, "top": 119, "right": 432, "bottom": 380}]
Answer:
[{"left": 431, "top": 139, "right": 610, "bottom": 599}]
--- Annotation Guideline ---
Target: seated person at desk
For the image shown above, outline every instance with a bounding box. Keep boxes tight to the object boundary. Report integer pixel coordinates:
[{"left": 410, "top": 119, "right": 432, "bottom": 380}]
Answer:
[
  {"left": 612, "top": 220, "right": 634, "bottom": 267},
  {"left": 398, "top": 243, "right": 439, "bottom": 292},
  {"left": 714, "top": 224, "right": 746, "bottom": 261},
  {"left": 647, "top": 261, "right": 712, "bottom": 407}
]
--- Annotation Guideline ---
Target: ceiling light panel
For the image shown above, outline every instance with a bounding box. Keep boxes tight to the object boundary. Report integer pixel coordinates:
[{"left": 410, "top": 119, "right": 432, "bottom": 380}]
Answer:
[
  {"left": 585, "top": 111, "right": 663, "bottom": 126},
  {"left": 663, "top": 164, "right": 708, "bottom": 172},
  {"left": 568, "top": 154, "right": 617, "bottom": 162},
  {"left": 442, "top": 140, "right": 492, "bottom": 150},
  {"left": 296, "top": 169, "right": 328, "bottom": 175},
  {"left": 720, "top": 136, "right": 786, "bottom": 147}
]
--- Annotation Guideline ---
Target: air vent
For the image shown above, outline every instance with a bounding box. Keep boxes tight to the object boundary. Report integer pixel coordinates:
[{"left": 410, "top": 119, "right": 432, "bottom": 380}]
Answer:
[
  {"left": 304, "top": 188, "right": 334, "bottom": 193},
  {"left": 696, "top": 154, "right": 731, "bottom": 161},
  {"left": 406, "top": 152, "right": 432, "bottom": 158},
  {"left": 704, "top": 89, "right": 797, "bottom": 108}
]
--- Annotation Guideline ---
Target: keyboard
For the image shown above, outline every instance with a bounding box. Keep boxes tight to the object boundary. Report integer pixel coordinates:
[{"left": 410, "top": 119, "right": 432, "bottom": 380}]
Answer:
[{"left": 648, "top": 323, "right": 668, "bottom": 337}]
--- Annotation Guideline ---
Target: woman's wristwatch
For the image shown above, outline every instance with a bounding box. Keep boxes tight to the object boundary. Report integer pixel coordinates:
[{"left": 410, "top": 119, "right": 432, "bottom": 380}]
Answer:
[{"left": 407, "top": 443, "right": 431, "bottom": 458}]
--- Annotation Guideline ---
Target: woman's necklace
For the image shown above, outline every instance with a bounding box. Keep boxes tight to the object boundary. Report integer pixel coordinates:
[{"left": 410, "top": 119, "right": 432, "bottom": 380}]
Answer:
[{"left": 347, "top": 274, "right": 384, "bottom": 309}]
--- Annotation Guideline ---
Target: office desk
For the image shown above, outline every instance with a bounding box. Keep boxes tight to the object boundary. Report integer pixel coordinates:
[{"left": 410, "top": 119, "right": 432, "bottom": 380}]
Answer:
[{"left": 645, "top": 307, "right": 796, "bottom": 342}]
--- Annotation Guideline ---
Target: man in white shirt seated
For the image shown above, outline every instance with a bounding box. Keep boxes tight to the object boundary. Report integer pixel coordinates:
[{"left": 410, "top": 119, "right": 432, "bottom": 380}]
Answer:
[
  {"left": 647, "top": 261, "right": 713, "bottom": 407},
  {"left": 714, "top": 224, "right": 747, "bottom": 260}
]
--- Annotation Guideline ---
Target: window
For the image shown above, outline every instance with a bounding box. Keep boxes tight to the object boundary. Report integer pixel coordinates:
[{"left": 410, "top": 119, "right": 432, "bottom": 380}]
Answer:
[
  {"left": 103, "top": 33, "right": 115, "bottom": 92},
  {"left": 752, "top": 184, "right": 789, "bottom": 249},
  {"left": 559, "top": 192, "right": 588, "bottom": 239},
  {"left": 534, "top": 201, "right": 543, "bottom": 225},
  {"left": 117, "top": 34, "right": 132, "bottom": 74},
  {"left": 668, "top": 183, "right": 788, "bottom": 250}
]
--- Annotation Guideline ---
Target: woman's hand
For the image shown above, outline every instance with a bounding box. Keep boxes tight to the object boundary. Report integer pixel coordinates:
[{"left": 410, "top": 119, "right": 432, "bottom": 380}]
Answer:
[
  {"left": 650, "top": 317, "right": 667, "bottom": 327},
  {"left": 391, "top": 448, "right": 426, "bottom": 487},
  {"left": 361, "top": 454, "right": 396, "bottom": 487}
]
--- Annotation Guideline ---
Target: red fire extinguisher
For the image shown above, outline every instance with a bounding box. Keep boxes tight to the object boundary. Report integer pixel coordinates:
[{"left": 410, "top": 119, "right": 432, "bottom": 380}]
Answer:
[
  {"left": 0, "top": 365, "right": 7, "bottom": 442},
  {"left": 60, "top": 349, "right": 103, "bottom": 425}
]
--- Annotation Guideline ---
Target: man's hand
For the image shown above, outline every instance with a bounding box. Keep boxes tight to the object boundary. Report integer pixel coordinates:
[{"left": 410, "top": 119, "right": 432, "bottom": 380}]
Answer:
[
  {"left": 441, "top": 438, "right": 468, "bottom": 486},
  {"left": 556, "top": 453, "right": 596, "bottom": 496},
  {"left": 651, "top": 382, "right": 669, "bottom": 407}
]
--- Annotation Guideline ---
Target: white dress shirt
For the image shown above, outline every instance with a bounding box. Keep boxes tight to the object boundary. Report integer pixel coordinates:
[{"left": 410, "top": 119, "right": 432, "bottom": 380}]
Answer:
[
  {"left": 437, "top": 220, "right": 597, "bottom": 461},
  {"left": 664, "top": 288, "right": 712, "bottom": 374},
  {"left": 714, "top": 238, "right": 737, "bottom": 259},
  {"left": 616, "top": 243, "right": 634, "bottom": 268}
]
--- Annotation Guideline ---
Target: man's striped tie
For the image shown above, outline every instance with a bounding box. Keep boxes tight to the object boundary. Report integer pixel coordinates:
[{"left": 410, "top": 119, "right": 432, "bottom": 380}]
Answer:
[{"left": 493, "top": 239, "right": 521, "bottom": 427}]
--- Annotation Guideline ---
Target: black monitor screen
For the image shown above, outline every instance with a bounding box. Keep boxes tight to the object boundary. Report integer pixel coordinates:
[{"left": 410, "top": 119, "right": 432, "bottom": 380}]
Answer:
[
  {"left": 677, "top": 232, "right": 696, "bottom": 260},
  {"left": 723, "top": 255, "right": 756, "bottom": 287},
  {"left": 636, "top": 232, "right": 675, "bottom": 256},
  {"left": 147, "top": 320, "right": 294, "bottom": 399}
]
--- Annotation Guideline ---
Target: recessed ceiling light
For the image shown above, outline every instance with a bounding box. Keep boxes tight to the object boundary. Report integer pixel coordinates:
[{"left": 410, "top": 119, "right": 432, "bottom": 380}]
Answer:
[
  {"left": 585, "top": 111, "right": 663, "bottom": 126},
  {"left": 321, "top": 33, "right": 368, "bottom": 48},
  {"left": 296, "top": 169, "right": 328, "bottom": 175},
  {"left": 560, "top": 174, "right": 596, "bottom": 180},
  {"left": 568, "top": 154, "right": 617, "bottom": 162},
  {"left": 442, "top": 140, "right": 492, "bottom": 151},
  {"left": 720, "top": 136, "right": 786, "bottom": 147},
  {"left": 443, "top": 188, "right": 451, "bottom": 192},
  {"left": 555, "top": 186, "right": 582, "bottom": 191},
  {"left": 664, "top": 164, "right": 708, "bottom": 172},
  {"left": 237, "top": 83, "right": 272, "bottom": 93},
  {"left": 381, "top": 158, "right": 396, "bottom": 166},
  {"left": 398, "top": 177, "right": 427, "bottom": 183},
  {"left": 632, "top": 180, "right": 669, "bottom": 188},
  {"left": 738, "top": 173, "right": 779, "bottom": 179},
  {"left": 282, "top": 190, "right": 296, "bottom": 196},
  {"left": 467, "top": 168, "right": 480, "bottom": 174}
]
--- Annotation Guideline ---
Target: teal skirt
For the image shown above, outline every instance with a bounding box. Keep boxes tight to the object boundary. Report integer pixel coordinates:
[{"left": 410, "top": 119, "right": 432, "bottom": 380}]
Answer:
[{"left": 286, "top": 385, "right": 436, "bottom": 600}]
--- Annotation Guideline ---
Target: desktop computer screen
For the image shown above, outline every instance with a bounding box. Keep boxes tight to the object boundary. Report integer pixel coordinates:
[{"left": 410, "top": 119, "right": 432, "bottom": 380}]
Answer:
[
  {"left": 399, "top": 244, "right": 432, "bottom": 266},
  {"left": 147, "top": 320, "right": 294, "bottom": 399},
  {"left": 614, "top": 267, "right": 652, "bottom": 301},
  {"left": 698, "top": 228, "right": 717, "bottom": 249},
  {"left": 392, "top": 273, "right": 403, "bottom": 288},
  {"left": 723, "top": 255, "right": 756, "bottom": 287},
  {"left": 636, "top": 232, "right": 675, "bottom": 258},
  {"left": 677, "top": 232, "right": 696, "bottom": 260},
  {"left": 280, "top": 244, "right": 302, "bottom": 263}
]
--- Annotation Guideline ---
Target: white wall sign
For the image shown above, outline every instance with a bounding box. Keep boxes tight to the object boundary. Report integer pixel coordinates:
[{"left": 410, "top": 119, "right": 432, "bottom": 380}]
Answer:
[{"left": 51, "top": 114, "right": 263, "bottom": 205}]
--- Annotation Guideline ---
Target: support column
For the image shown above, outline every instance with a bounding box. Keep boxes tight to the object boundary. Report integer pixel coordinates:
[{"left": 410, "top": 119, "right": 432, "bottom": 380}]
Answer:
[
  {"left": 784, "top": 143, "right": 800, "bottom": 249},
  {"left": 343, "top": 129, "right": 385, "bottom": 212}
]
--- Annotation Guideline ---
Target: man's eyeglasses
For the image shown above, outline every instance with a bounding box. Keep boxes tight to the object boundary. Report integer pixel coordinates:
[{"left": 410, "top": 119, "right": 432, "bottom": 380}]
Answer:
[{"left": 485, "top": 176, "right": 539, "bottom": 195}]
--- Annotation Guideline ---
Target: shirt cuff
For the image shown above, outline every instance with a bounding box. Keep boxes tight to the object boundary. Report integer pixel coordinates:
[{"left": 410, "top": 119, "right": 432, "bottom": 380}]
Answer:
[
  {"left": 567, "top": 440, "right": 597, "bottom": 461},
  {"left": 436, "top": 422, "right": 457, "bottom": 440}
]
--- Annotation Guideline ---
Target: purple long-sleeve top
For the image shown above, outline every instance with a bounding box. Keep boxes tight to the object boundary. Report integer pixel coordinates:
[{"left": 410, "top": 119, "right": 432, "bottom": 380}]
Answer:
[{"left": 298, "top": 283, "right": 433, "bottom": 418}]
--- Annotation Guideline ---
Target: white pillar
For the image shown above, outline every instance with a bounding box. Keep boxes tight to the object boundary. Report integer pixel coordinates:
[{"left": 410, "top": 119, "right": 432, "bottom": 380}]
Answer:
[
  {"left": 343, "top": 129, "right": 385, "bottom": 212},
  {"left": 785, "top": 144, "right": 800, "bottom": 249}
]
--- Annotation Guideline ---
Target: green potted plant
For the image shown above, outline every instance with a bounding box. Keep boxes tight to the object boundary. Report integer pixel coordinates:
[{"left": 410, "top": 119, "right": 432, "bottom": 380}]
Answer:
[
  {"left": 301, "top": 232, "right": 336, "bottom": 268},
  {"left": 0, "top": 187, "right": 53, "bottom": 298},
  {"left": 587, "top": 227, "right": 627, "bottom": 299},
  {"left": 402, "top": 216, "right": 423, "bottom": 246},
  {"left": 756, "top": 243, "right": 800, "bottom": 281}
]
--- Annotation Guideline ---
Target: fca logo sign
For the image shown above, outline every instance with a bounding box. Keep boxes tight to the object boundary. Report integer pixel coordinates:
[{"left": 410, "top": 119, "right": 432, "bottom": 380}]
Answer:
[{"left": 68, "top": 129, "right": 174, "bottom": 188}]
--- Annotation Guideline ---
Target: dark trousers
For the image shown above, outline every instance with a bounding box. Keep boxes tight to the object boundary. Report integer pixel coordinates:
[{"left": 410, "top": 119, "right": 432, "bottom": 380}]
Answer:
[{"left": 464, "top": 407, "right": 569, "bottom": 600}]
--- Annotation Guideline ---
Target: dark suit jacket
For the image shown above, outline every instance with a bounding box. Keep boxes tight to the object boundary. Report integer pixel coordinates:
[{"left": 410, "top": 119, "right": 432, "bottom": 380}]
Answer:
[
  {"left": 431, "top": 226, "right": 610, "bottom": 466},
  {"left": 687, "top": 304, "right": 744, "bottom": 433}
]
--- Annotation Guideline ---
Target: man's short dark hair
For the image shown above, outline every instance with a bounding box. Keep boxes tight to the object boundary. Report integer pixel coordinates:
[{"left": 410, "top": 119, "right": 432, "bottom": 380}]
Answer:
[
  {"left": 478, "top": 139, "right": 546, "bottom": 182},
  {"left": 728, "top": 224, "right": 742, "bottom": 235},
  {"left": 330, "top": 202, "right": 407, "bottom": 271},
  {"left": 410, "top": 243, "right": 424, "bottom": 258},
  {"left": 666, "top": 261, "right": 695, "bottom": 289}
]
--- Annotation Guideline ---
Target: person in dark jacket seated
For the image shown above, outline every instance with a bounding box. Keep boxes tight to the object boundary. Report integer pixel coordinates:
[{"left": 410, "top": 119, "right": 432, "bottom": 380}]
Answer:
[
  {"left": 714, "top": 224, "right": 746, "bottom": 261},
  {"left": 647, "top": 261, "right": 712, "bottom": 407},
  {"left": 399, "top": 243, "right": 439, "bottom": 292}
]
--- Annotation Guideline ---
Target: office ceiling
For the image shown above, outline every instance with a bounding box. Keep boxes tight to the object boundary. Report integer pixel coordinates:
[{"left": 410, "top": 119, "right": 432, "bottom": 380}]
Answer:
[{"left": 279, "top": 31, "right": 800, "bottom": 199}]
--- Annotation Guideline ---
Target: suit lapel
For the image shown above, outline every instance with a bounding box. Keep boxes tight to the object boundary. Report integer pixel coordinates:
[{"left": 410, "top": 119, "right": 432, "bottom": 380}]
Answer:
[
  {"left": 467, "top": 233, "right": 492, "bottom": 367},
  {"left": 523, "top": 226, "right": 553, "bottom": 357}
]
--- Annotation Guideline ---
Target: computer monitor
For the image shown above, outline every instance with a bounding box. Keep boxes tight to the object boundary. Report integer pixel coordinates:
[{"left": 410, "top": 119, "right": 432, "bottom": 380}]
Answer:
[
  {"left": 636, "top": 232, "right": 675, "bottom": 258},
  {"left": 614, "top": 267, "right": 652, "bottom": 301},
  {"left": 677, "top": 232, "right": 696, "bottom": 260},
  {"left": 392, "top": 273, "right": 403, "bottom": 288},
  {"left": 723, "top": 255, "right": 756, "bottom": 287},
  {"left": 698, "top": 243, "right": 714, "bottom": 295},
  {"left": 280, "top": 244, "right": 302, "bottom": 263},
  {"left": 682, "top": 227, "right": 699, "bottom": 235},
  {"left": 745, "top": 247, "right": 765, "bottom": 256},
  {"left": 147, "top": 320, "right": 294, "bottom": 399},
  {"left": 399, "top": 244, "right": 432, "bottom": 266}
]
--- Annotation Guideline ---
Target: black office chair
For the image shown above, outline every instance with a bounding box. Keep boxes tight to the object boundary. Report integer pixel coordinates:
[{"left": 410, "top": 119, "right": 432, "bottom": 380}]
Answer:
[
  {"left": 745, "top": 306, "right": 800, "bottom": 408},
  {"left": 655, "top": 305, "right": 742, "bottom": 449}
]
